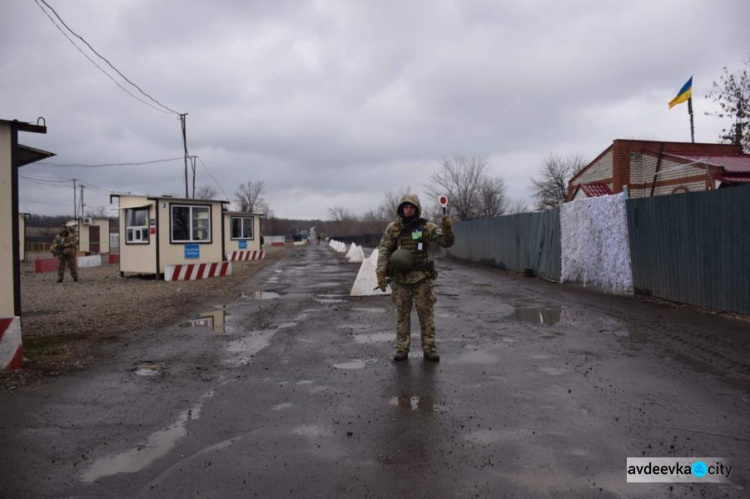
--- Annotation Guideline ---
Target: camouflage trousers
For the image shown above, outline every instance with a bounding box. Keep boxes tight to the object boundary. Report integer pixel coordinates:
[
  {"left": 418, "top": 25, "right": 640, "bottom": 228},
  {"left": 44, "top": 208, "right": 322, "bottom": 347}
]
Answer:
[
  {"left": 57, "top": 254, "right": 78, "bottom": 282},
  {"left": 391, "top": 279, "right": 437, "bottom": 354}
]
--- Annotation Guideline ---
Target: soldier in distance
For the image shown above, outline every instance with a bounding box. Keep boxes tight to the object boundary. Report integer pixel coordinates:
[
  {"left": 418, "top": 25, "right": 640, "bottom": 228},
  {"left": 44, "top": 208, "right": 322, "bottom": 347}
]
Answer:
[{"left": 51, "top": 225, "right": 79, "bottom": 283}]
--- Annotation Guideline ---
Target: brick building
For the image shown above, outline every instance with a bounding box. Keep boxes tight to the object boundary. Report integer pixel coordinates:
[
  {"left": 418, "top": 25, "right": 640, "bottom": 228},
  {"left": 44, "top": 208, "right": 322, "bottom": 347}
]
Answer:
[{"left": 567, "top": 139, "right": 750, "bottom": 200}]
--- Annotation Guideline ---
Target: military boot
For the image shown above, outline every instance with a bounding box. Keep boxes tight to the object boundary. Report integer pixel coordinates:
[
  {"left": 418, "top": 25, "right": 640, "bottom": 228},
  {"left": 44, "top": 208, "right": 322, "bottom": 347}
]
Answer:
[
  {"left": 393, "top": 351, "right": 409, "bottom": 361},
  {"left": 423, "top": 351, "right": 440, "bottom": 362}
]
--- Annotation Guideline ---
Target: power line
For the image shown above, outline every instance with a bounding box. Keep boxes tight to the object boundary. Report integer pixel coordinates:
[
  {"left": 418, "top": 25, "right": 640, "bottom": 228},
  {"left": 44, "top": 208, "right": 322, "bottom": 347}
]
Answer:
[
  {"left": 33, "top": 0, "right": 173, "bottom": 116},
  {"left": 20, "top": 197, "right": 71, "bottom": 206},
  {"left": 20, "top": 174, "right": 114, "bottom": 195},
  {"left": 198, "top": 157, "right": 230, "bottom": 200},
  {"left": 36, "top": 156, "right": 185, "bottom": 168},
  {"left": 37, "top": 0, "right": 180, "bottom": 115},
  {"left": 19, "top": 174, "right": 72, "bottom": 184},
  {"left": 78, "top": 180, "right": 113, "bottom": 194}
]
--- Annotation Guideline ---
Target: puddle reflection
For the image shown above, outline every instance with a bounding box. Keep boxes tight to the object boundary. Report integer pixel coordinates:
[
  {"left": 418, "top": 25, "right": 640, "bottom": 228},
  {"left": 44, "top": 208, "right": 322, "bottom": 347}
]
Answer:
[
  {"left": 333, "top": 359, "right": 366, "bottom": 370},
  {"left": 182, "top": 309, "right": 226, "bottom": 333},
  {"left": 132, "top": 363, "right": 162, "bottom": 377},
  {"left": 389, "top": 395, "right": 435, "bottom": 411},
  {"left": 512, "top": 307, "right": 562, "bottom": 325},
  {"left": 81, "top": 391, "right": 213, "bottom": 482},
  {"left": 240, "top": 291, "right": 282, "bottom": 300}
]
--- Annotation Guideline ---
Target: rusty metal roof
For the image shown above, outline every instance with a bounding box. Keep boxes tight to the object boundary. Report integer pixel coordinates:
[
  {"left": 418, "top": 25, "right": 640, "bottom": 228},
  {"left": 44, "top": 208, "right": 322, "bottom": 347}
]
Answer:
[
  {"left": 579, "top": 182, "right": 613, "bottom": 197},
  {"left": 667, "top": 153, "right": 750, "bottom": 173}
]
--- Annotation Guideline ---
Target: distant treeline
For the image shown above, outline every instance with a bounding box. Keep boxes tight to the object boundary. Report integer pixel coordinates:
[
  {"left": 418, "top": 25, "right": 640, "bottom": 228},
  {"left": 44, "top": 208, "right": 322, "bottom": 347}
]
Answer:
[
  {"left": 25, "top": 214, "right": 76, "bottom": 227},
  {"left": 263, "top": 217, "right": 387, "bottom": 239}
]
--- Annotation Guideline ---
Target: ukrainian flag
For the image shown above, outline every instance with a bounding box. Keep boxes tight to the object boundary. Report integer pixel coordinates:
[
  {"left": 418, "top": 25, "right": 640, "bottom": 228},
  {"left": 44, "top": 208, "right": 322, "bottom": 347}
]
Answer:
[{"left": 669, "top": 77, "right": 692, "bottom": 109}]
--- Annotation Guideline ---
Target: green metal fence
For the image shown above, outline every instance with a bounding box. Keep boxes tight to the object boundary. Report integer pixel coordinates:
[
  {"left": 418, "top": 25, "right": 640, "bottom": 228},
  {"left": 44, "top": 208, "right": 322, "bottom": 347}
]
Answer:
[
  {"left": 445, "top": 210, "right": 562, "bottom": 281},
  {"left": 626, "top": 185, "right": 750, "bottom": 315}
]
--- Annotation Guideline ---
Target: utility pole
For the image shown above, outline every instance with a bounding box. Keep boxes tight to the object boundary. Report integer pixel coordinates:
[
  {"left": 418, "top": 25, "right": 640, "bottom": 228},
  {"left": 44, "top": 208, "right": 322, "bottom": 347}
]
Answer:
[
  {"left": 190, "top": 155, "right": 198, "bottom": 198},
  {"left": 180, "top": 113, "right": 189, "bottom": 198},
  {"left": 80, "top": 184, "right": 85, "bottom": 219},
  {"left": 73, "top": 178, "right": 77, "bottom": 219}
]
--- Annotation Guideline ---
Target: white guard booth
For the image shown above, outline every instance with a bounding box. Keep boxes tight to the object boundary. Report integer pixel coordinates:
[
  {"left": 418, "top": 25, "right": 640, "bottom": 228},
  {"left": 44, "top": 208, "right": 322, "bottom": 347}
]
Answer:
[
  {"left": 111, "top": 194, "right": 231, "bottom": 281},
  {"left": 224, "top": 211, "right": 264, "bottom": 261},
  {"left": 66, "top": 217, "right": 111, "bottom": 254},
  {"left": 1, "top": 118, "right": 54, "bottom": 370}
]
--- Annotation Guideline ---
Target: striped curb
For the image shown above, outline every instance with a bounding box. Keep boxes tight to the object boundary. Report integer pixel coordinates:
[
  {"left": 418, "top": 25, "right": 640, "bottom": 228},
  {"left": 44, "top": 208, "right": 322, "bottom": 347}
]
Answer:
[
  {"left": 226, "top": 250, "right": 265, "bottom": 261},
  {"left": 164, "top": 261, "right": 232, "bottom": 281},
  {"left": 0, "top": 317, "right": 23, "bottom": 371}
]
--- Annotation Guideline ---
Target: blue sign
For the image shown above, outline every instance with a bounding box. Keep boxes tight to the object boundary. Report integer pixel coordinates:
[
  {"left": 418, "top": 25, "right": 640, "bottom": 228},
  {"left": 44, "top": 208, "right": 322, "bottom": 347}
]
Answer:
[
  {"left": 184, "top": 244, "right": 200, "bottom": 259},
  {"left": 239, "top": 239, "right": 248, "bottom": 249}
]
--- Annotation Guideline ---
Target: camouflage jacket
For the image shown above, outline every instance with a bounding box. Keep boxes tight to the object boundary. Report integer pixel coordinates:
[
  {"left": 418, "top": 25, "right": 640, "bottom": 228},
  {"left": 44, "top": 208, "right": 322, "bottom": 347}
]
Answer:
[
  {"left": 376, "top": 193, "right": 454, "bottom": 284},
  {"left": 51, "top": 232, "right": 77, "bottom": 257}
]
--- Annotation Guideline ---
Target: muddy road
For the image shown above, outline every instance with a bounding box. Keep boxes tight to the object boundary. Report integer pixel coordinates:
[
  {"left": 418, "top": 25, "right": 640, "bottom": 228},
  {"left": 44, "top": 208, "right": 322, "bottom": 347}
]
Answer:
[{"left": 1, "top": 244, "right": 748, "bottom": 498}]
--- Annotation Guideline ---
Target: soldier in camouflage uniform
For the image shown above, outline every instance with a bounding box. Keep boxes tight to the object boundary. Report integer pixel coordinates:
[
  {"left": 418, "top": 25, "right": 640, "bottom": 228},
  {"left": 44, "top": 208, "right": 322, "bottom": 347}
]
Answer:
[
  {"left": 51, "top": 226, "right": 79, "bottom": 283},
  {"left": 376, "top": 194, "right": 454, "bottom": 361}
]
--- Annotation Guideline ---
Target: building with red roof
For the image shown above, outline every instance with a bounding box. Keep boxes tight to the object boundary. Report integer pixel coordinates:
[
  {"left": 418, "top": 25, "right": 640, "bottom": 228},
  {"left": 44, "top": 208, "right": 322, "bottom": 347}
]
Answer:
[{"left": 567, "top": 139, "right": 750, "bottom": 201}]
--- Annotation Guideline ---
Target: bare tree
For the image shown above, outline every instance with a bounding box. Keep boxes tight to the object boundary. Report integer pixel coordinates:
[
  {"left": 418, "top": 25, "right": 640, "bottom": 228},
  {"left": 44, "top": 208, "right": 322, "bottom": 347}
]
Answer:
[
  {"left": 234, "top": 181, "right": 270, "bottom": 214},
  {"left": 195, "top": 185, "right": 218, "bottom": 200},
  {"left": 706, "top": 57, "right": 750, "bottom": 151},
  {"left": 530, "top": 154, "right": 588, "bottom": 210},
  {"left": 377, "top": 187, "right": 412, "bottom": 221},
  {"left": 425, "top": 155, "right": 507, "bottom": 221},
  {"left": 477, "top": 177, "right": 508, "bottom": 218},
  {"left": 506, "top": 199, "right": 530, "bottom": 214},
  {"left": 85, "top": 206, "right": 110, "bottom": 218},
  {"left": 328, "top": 206, "right": 354, "bottom": 222}
]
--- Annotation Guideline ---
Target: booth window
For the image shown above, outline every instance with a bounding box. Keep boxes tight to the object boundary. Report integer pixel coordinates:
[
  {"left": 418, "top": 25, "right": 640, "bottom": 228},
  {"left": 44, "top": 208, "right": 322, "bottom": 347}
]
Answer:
[
  {"left": 125, "top": 207, "right": 149, "bottom": 244},
  {"left": 171, "top": 204, "right": 211, "bottom": 243},
  {"left": 230, "top": 217, "right": 254, "bottom": 240}
]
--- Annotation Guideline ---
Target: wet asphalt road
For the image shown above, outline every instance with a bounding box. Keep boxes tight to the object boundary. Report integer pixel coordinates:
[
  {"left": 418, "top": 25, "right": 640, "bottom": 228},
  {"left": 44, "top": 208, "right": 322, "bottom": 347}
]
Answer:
[{"left": 1, "top": 244, "right": 749, "bottom": 498}]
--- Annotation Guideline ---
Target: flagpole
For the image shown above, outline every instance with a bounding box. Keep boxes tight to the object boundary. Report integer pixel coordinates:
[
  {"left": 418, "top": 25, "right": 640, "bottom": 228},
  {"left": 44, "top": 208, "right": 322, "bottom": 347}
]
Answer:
[{"left": 687, "top": 97, "right": 695, "bottom": 143}]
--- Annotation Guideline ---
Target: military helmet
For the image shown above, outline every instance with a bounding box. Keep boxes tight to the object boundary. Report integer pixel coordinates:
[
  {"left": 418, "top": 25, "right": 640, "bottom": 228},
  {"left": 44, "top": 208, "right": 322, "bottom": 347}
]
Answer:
[{"left": 389, "top": 248, "right": 414, "bottom": 273}]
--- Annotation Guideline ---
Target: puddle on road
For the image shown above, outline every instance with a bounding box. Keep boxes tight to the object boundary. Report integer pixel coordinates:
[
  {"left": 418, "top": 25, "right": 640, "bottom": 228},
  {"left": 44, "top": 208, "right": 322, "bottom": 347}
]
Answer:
[
  {"left": 132, "top": 363, "right": 162, "bottom": 377},
  {"left": 512, "top": 307, "right": 562, "bottom": 325},
  {"left": 273, "top": 402, "right": 294, "bottom": 411},
  {"left": 277, "top": 322, "right": 297, "bottom": 329},
  {"left": 389, "top": 395, "right": 435, "bottom": 411},
  {"left": 81, "top": 391, "right": 214, "bottom": 482},
  {"left": 314, "top": 298, "right": 346, "bottom": 304},
  {"left": 306, "top": 282, "right": 343, "bottom": 288},
  {"left": 352, "top": 307, "right": 387, "bottom": 314},
  {"left": 530, "top": 353, "right": 552, "bottom": 360},
  {"left": 333, "top": 359, "right": 366, "bottom": 370},
  {"left": 181, "top": 309, "right": 226, "bottom": 333},
  {"left": 240, "top": 291, "right": 282, "bottom": 300}
]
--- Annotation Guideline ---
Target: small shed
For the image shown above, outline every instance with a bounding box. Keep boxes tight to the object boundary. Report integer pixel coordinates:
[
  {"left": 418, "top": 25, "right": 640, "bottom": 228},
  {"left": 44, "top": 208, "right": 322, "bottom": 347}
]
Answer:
[
  {"left": 1, "top": 118, "right": 54, "bottom": 370},
  {"left": 66, "top": 217, "right": 111, "bottom": 254},
  {"left": 110, "top": 194, "right": 230, "bottom": 280},
  {"left": 224, "top": 211, "right": 263, "bottom": 260}
]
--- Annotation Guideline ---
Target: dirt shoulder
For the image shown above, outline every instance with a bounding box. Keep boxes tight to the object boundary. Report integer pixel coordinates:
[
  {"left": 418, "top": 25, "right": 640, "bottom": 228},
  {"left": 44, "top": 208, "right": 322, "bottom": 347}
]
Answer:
[{"left": 1, "top": 246, "right": 288, "bottom": 391}]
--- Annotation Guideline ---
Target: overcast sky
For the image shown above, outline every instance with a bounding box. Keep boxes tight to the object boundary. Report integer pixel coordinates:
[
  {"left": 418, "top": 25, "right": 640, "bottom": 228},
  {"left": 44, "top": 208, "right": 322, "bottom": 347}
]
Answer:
[{"left": 2, "top": 0, "right": 749, "bottom": 220}]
